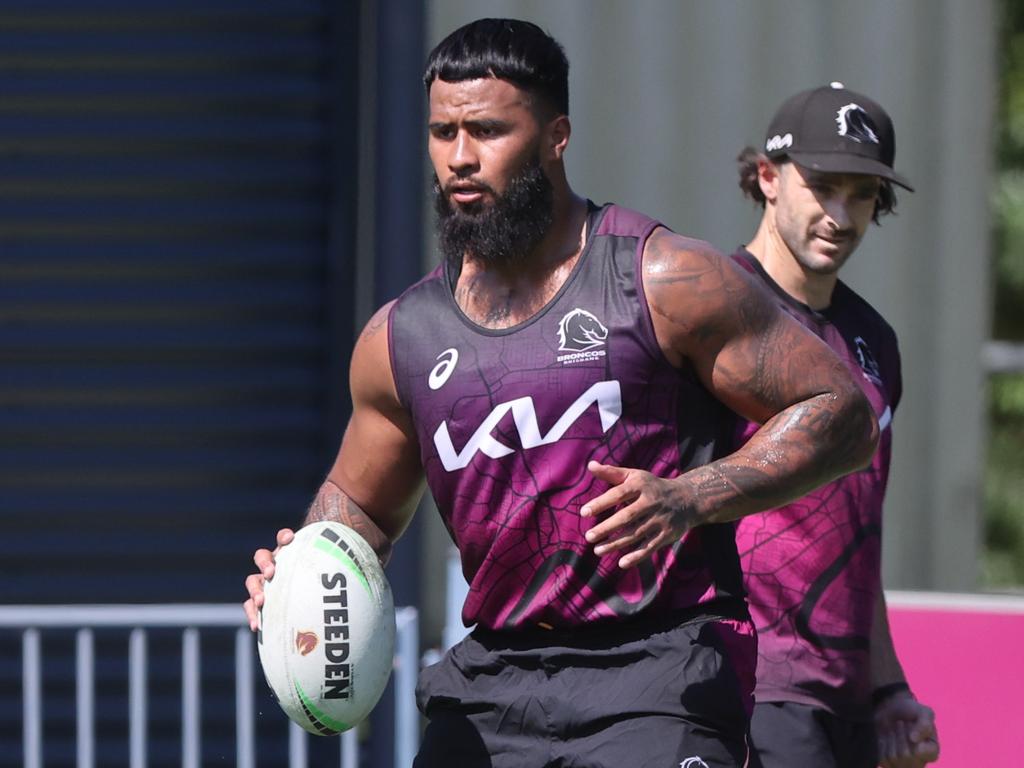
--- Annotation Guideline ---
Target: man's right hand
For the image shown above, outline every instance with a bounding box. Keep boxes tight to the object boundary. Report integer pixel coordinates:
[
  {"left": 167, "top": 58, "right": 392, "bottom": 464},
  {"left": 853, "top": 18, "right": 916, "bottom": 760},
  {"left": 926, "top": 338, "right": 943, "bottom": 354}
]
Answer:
[{"left": 243, "top": 528, "right": 295, "bottom": 631}]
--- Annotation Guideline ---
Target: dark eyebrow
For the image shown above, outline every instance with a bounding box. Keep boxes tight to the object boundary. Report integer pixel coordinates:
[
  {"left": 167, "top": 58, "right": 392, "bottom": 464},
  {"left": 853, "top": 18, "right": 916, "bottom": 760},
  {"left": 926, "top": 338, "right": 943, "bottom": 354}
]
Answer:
[
  {"left": 471, "top": 118, "right": 508, "bottom": 127},
  {"left": 428, "top": 117, "right": 511, "bottom": 132}
]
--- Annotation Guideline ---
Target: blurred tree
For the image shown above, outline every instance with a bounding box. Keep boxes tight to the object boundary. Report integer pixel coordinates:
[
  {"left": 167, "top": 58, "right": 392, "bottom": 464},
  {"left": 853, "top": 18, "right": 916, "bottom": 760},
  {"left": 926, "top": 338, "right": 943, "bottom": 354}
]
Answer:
[{"left": 986, "top": 0, "right": 1024, "bottom": 586}]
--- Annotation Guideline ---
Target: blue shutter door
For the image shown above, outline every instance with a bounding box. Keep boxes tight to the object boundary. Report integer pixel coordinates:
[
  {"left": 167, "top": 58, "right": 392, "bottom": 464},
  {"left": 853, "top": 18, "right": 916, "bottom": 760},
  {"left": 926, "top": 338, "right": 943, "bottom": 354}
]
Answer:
[
  {"left": 0, "top": 1, "right": 346, "bottom": 601},
  {"left": 0, "top": 2, "right": 361, "bottom": 764}
]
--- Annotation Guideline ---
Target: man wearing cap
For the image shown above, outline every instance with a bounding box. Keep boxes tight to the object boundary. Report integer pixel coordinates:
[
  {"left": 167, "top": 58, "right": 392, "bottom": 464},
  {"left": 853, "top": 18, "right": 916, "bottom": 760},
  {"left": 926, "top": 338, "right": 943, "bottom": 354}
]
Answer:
[{"left": 732, "top": 83, "right": 940, "bottom": 768}]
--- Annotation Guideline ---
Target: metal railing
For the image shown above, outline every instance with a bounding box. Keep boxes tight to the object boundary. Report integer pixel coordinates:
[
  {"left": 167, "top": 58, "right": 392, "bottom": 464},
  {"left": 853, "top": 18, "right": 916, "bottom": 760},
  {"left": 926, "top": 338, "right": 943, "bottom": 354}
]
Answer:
[{"left": 0, "top": 603, "right": 419, "bottom": 768}]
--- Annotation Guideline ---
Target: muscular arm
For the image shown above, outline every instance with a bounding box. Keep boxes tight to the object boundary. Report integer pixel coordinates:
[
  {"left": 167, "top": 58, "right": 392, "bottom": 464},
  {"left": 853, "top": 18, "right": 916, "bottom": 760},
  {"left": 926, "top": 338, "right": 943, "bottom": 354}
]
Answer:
[
  {"left": 307, "top": 301, "right": 426, "bottom": 556},
  {"left": 244, "top": 302, "right": 424, "bottom": 626},
  {"left": 646, "top": 228, "right": 878, "bottom": 522},
  {"left": 583, "top": 230, "right": 878, "bottom": 565}
]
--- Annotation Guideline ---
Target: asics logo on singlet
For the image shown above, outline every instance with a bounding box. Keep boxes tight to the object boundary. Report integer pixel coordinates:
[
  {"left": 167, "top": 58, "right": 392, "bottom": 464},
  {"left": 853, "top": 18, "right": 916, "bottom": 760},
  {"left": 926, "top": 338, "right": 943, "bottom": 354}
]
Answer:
[
  {"left": 836, "top": 103, "right": 880, "bottom": 144},
  {"left": 433, "top": 380, "right": 622, "bottom": 472},
  {"left": 428, "top": 348, "right": 459, "bottom": 390},
  {"left": 679, "top": 758, "right": 709, "bottom": 768}
]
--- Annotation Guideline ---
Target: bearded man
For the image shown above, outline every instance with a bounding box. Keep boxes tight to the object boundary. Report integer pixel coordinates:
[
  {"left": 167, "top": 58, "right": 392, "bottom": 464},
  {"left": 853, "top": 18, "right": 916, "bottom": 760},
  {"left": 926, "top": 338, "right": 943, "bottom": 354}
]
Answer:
[{"left": 244, "top": 20, "right": 879, "bottom": 767}]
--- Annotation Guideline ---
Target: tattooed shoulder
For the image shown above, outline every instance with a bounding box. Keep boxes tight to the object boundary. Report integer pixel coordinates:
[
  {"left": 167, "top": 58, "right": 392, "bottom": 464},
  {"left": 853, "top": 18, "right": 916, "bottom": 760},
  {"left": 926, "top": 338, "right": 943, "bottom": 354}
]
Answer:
[
  {"left": 642, "top": 228, "right": 779, "bottom": 364},
  {"left": 358, "top": 301, "right": 395, "bottom": 345},
  {"left": 643, "top": 229, "right": 738, "bottom": 324},
  {"left": 644, "top": 228, "right": 724, "bottom": 278}
]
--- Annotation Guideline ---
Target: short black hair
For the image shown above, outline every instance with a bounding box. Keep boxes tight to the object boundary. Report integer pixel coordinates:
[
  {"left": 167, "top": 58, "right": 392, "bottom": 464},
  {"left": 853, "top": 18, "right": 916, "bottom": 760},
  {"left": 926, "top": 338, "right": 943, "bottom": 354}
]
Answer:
[
  {"left": 736, "top": 146, "right": 897, "bottom": 224},
  {"left": 423, "top": 18, "right": 569, "bottom": 116}
]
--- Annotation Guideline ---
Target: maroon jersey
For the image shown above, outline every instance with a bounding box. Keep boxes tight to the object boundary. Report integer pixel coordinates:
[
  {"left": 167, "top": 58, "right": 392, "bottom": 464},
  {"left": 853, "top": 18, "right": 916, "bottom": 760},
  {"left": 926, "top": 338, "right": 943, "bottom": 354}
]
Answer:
[
  {"left": 732, "top": 248, "right": 902, "bottom": 720},
  {"left": 389, "top": 204, "right": 743, "bottom": 631}
]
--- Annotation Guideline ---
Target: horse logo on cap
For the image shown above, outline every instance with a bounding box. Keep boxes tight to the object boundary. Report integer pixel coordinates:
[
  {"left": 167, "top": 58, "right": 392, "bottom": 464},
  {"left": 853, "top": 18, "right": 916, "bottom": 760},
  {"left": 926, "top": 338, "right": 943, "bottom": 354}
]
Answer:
[{"left": 836, "top": 103, "right": 879, "bottom": 144}]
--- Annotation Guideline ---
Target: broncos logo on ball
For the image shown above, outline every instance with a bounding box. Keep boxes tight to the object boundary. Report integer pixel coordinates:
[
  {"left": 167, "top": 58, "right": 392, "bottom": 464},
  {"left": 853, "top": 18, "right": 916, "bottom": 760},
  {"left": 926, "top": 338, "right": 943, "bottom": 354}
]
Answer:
[
  {"left": 295, "top": 630, "right": 318, "bottom": 656},
  {"left": 836, "top": 103, "right": 879, "bottom": 144},
  {"left": 557, "top": 308, "right": 609, "bottom": 352}
]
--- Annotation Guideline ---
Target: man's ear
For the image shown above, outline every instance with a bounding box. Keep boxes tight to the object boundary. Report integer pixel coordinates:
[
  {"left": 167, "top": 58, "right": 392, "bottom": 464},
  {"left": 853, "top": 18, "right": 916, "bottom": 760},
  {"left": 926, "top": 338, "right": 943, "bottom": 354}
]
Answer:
[
  {"left": 546, "top": 114, "right": 571, "bottom": 161},
  {"left": 758, "top": 157, "right": 781, "bottom": 203}
]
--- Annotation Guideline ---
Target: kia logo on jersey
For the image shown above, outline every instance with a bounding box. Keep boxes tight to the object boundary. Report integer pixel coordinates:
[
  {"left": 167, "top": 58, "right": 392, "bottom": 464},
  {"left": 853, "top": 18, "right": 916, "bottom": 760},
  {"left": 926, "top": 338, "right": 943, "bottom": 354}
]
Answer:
[{"left": 433, "top": 380, "right": 622, "bottom": 472}]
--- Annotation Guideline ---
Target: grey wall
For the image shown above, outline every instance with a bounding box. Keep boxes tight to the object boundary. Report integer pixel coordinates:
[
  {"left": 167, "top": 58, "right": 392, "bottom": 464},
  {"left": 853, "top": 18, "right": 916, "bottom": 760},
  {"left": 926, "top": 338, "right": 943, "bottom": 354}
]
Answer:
[{"left": 422, "top": 0, "right": 996, "bottom": 601}]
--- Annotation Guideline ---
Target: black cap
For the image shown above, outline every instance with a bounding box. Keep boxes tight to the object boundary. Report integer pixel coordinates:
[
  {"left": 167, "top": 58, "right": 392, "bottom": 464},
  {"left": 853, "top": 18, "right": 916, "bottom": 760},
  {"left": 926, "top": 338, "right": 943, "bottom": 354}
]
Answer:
[{"left": 764, "top": 82, "right": 913, "bottom": 191}]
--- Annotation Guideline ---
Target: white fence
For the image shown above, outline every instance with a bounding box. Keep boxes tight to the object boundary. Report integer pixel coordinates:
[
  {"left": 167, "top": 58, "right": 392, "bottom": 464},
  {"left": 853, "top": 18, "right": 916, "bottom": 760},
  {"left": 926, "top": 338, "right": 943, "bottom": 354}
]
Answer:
[{"left": 0, "top": 603, "right": 419, "bottom": 768}]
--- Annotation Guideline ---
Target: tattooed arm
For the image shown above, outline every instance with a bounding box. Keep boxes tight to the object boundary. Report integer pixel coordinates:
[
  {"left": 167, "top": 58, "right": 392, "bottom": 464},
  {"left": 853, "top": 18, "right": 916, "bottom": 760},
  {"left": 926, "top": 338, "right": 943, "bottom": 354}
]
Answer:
[
  {"left": 244, "top": 301, "right": 426, "bottom": 628},
  {"left": 316, "top": 300, "right": 426, "bottom": 542},
  {"left": 582, "top": 229, "right": 878, "bottom": 567}
]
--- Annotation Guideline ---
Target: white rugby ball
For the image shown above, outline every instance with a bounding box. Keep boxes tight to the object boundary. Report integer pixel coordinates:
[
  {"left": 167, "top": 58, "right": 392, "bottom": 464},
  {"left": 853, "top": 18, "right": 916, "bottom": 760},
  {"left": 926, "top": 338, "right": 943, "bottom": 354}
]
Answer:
[{"left": 257, "top": 521, "right": 395, "bottom": 735}]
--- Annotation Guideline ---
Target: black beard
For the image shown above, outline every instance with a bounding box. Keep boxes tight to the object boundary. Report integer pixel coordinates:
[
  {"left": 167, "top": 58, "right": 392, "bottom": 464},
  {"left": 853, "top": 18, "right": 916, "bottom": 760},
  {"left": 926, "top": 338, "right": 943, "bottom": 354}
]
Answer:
[{"left": 433, "top": 160, "right": 554, "bottom": 269}]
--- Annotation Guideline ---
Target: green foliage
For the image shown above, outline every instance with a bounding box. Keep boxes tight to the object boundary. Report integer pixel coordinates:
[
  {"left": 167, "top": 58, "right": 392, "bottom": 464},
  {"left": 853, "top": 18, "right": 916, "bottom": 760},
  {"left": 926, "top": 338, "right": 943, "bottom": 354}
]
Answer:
[
  {"left": 995, "top": 0, "right": 1024, "bottom": 340},
  {"left": 993, "top": 173, "right": 1024, "bottom": 291},
  {"left": 992, "top": 172, "right": 1024, "bottom": 338},
  {"left": 984, "top": 0, "right": 1024, "bottom": 588},
  {"left": 983, "top": 374, "right": 1024, "bottom": 587},
  {"left": 991, "top": 372, "right": 1024, "bottom": 414}
]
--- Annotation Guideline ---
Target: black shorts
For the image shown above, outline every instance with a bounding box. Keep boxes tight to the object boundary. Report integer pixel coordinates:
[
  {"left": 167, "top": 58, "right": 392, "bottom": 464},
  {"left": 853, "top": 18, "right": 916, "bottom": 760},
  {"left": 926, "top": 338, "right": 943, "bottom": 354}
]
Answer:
[
  {"left": 414, "top": 605, "right": 755, "bottom": 768},
  {"left": 747, "top": 701, "right": 877, "bottom": 768}
]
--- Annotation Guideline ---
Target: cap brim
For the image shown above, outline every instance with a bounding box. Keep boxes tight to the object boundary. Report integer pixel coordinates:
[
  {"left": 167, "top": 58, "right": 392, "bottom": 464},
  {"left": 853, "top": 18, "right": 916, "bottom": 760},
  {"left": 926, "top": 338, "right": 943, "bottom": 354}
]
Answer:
[{"left": 788, "top": 151, "right": 914, "bottom": 192}]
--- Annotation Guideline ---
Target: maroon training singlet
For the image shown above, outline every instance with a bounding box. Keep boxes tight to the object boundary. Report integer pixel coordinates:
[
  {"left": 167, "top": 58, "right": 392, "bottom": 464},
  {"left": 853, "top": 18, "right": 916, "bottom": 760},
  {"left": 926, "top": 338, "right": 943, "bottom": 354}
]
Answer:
[
  {"left": 389, "top": 203, "right": 744, "bottom": 631},
  {"left": 732, "top": 248, "right": 902, "bottom": 720}
]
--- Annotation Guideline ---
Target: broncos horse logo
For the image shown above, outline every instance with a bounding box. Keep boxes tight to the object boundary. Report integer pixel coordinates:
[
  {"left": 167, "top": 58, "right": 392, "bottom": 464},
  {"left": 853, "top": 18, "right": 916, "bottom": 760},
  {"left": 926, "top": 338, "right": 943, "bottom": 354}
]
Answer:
[
  {"left": 557, "top": 308, "right": 609, "bottom": 352},
  {"left": 836, "top": 103, "right": 880, "bottom": 144},
  {"left": 295, "top": 630, "right": 318, "bottom": 656},
  {"left": 853, "top": 336, "right": 883, "bottom": 384}
]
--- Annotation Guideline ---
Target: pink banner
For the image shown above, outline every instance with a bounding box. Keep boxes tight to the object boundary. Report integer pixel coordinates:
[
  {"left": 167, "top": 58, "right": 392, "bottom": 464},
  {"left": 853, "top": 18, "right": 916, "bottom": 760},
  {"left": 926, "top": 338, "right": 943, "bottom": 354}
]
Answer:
[{"left": 887, "top": 591, "right": 1024, "bottom": 767}]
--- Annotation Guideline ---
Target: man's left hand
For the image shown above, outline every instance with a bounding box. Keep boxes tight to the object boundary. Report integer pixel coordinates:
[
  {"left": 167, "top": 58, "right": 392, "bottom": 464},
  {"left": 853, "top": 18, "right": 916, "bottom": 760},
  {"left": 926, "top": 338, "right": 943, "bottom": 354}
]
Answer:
[
  {"left": 874, "top": 692, "right": 940, "bottom": 767},
  {"left": 581, "top": 461, "right": 698, "bottom": 568}
]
